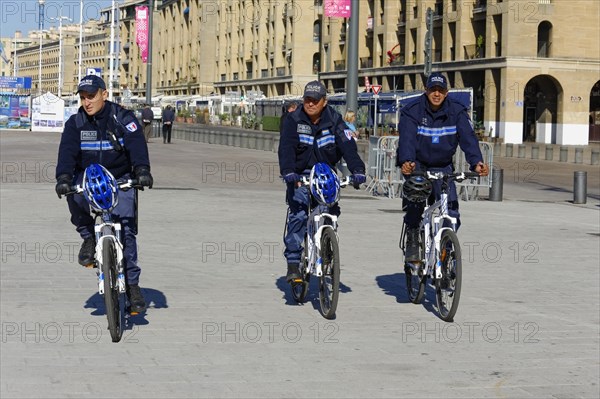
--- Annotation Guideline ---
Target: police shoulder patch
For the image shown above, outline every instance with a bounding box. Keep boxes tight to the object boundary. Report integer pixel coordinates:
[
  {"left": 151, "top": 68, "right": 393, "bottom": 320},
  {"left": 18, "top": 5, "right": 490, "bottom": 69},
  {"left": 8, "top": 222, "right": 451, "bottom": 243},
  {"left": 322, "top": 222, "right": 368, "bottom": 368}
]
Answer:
[
  {"left": 344, "top": 129, "right": 354, "bottom": 141},
  {"left": 126, "top": 122, "right": 138, "bottom": 132}
]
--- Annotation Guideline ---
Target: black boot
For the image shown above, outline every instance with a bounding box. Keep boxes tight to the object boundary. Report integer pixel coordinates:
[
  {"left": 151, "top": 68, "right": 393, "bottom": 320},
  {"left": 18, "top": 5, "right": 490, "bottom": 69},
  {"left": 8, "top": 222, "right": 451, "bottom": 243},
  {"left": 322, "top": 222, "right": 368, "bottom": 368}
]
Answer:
[
  {"left": 286, "top": 263, "right": 302, "bottom": 283},
  {"left": 405, "top": 228, "right": 421, "bottom": 262},
  {"left": 78, "top": 237, "right": 96, "bottom": 267},
  {"left": 127, "top": 285, "right": 147, "bottom": 314}
]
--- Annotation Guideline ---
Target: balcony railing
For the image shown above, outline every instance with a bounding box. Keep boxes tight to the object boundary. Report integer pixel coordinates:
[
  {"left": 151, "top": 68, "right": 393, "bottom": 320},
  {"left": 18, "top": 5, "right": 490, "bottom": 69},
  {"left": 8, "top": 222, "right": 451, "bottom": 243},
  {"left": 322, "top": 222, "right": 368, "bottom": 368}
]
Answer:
[
  {"left": 473, "top": 0, "right": 487, "bottom": 13},
  {"left": 360, "top": 57, "right": 373, "bottom": 68},
  {"left": 389, "top": 55, "right": 405, "bottom": 66},
  {"left": 334, "top": 60, "right": 346, "bottom": 71}
]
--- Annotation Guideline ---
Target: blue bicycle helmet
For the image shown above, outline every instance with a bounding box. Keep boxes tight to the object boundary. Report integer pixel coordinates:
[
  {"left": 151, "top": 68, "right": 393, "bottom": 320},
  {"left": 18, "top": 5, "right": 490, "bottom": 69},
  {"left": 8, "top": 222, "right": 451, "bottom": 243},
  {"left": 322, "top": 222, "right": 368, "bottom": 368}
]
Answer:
[
  {"left": 83, "top": 164, "right": 118, "bottom": 211},
  {"left": 310, "top": 163, "right": 340, "bottom": 206}
]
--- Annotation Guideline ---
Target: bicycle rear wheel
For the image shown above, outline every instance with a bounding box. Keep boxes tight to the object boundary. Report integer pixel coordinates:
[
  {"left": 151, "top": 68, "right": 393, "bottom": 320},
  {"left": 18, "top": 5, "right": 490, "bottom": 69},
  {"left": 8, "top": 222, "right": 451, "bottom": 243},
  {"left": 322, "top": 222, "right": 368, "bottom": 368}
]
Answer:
[
  {"left": 405, "top": 263, "right": 426, "bottom": 304},
  {"left": 319, "top": 228, "right": 340, "bottom": 319},
  {"left": 435, "top": 229, "right": 462, "bottom": 322},
  {"left": 102, "top": 238, "right": 124, "bottom": 342},
  {"left": 291, "top": 236, "right": 310, "bottom": 303}
]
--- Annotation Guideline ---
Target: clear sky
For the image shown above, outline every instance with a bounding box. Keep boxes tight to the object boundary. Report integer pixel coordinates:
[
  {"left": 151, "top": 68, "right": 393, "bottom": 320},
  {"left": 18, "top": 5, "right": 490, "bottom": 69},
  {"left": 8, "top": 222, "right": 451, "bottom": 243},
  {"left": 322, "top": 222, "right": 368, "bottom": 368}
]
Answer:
[{"left": 0, "top": 0, "right": 115, "bottom": 38}]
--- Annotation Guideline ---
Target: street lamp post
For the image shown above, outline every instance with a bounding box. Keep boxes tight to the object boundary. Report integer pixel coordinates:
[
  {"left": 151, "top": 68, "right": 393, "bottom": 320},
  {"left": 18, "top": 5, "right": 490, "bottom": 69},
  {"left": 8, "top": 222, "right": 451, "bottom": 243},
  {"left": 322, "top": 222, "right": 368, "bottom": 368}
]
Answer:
[
  {"left": 78, "top": 0, "right": 84, "bottom": 85},
  {"left": 49, "top": 15, "right": 72, "bottom": 97},
  {"left": 38, "top": 0, "right": 45, "bottom": 95}
]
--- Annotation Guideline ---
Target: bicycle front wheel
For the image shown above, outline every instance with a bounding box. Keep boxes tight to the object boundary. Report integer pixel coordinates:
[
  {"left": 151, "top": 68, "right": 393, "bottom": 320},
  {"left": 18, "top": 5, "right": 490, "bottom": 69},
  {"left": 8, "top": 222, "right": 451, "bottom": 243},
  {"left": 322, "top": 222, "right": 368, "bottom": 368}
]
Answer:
[
  {"left": 319, "top": 228, "right": 340, "bottom": 319},
  {"left": 291, "top": 236, "right": 310, "bottom": 303},
  {"left": 102, "top": 238, "right": 124, "bottom": 342},
  {"left": 435, "top": 229, "right": 462, "bottom": 322}
]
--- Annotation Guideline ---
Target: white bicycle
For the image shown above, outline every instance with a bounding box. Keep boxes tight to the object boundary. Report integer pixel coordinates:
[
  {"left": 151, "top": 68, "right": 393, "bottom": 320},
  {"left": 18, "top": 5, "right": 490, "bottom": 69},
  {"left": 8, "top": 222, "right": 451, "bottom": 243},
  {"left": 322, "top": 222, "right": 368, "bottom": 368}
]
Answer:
[
  {"left": 288, "top": 165, "right": 353, "bottom": 319},
  {"left": 65, "top": 164, "right": 141, "bottom": 342},
  {"left": 400, "top": 171, "right": 479, "bottom": 322}
]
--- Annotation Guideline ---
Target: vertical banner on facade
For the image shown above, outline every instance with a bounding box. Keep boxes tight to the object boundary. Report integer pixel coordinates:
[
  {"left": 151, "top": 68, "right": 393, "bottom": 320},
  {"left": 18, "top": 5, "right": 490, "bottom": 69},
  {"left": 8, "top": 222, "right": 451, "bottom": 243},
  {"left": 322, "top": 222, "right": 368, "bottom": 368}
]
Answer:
[
  {"left": 324, "top": 0, "right": 351, "bottom": 18},
  {"left": 135, "top": 6, "right": 149, "bottom": 63}
]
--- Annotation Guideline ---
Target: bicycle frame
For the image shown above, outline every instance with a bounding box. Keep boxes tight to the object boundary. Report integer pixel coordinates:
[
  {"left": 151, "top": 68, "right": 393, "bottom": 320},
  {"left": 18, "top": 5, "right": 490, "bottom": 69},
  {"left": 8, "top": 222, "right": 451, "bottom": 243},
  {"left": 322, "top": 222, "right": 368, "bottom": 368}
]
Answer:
[
  {"left": 420, "top": 191, "right": 457, "bottom": 281},
  {"left": 305, "top": 204, "right": 338, "bottom": 277},
  {"left": 71, "top": 179, "right": 137, "bottom": 296},
  {"left": 94, "top": 214, "right": 126, "bottom": 295},
  {"left": 404, "top": 171, "right": 476, "bottom": 280}
]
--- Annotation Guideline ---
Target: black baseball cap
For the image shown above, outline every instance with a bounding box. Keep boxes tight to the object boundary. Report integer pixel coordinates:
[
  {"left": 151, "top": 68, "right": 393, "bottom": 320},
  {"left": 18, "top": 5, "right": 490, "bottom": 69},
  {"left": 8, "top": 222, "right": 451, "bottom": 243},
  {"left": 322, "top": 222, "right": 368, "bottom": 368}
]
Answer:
[
  {"left": 77, "top": 75, "right": 106, "bottom": 93},
  {"left": 426, "top": 73, "right": 448, "bottom": 90},
  {"left": 303, "top": 80, "right": 327, "bottom": 100}
]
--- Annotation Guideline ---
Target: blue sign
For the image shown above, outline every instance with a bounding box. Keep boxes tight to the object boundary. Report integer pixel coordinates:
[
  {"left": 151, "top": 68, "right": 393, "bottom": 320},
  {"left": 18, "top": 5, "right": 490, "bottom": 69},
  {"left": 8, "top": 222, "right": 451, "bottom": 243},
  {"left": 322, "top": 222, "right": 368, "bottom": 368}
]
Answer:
[
  {"left": 86, "top": 68, "right": 102, "bottom": 76},
  {"left": 0, "top": 77, "right": 32, "bottom": 89}
]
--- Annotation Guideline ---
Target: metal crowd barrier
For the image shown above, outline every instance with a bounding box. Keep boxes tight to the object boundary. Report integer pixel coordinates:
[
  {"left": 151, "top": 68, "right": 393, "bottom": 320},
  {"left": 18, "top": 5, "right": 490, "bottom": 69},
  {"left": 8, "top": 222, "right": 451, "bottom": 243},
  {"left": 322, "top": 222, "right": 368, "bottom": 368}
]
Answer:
[
  {"left": 453, "top": 142, "right": 494, "bottom": 200},
  {"left": 365, "top": 136, "right": 404, "bottom": 198},
  {"left": 366, "top": 137, "right": 493, "bottom": 201}
]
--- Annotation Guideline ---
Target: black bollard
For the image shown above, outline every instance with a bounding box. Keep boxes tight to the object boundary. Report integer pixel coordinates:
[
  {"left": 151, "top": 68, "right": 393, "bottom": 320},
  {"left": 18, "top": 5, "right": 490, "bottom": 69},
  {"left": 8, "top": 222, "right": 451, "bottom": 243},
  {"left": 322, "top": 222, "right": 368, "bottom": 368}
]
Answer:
[
  {"left": 573, "top": 171, "right": 587, "bottom": 204},
  {"left": 489, "top": 168, "right": 503, "bottom": 202}
]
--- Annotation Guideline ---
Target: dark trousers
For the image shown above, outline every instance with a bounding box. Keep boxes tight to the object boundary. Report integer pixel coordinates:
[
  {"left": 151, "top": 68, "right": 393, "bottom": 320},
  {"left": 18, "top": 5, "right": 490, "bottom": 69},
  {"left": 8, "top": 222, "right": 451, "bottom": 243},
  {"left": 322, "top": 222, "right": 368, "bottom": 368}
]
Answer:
[
  {"left": 162, "top": 123, "right": 172, "bottom": 143},
  {"left": 67, "top": 173, "right": 141, "bottom": 285}
]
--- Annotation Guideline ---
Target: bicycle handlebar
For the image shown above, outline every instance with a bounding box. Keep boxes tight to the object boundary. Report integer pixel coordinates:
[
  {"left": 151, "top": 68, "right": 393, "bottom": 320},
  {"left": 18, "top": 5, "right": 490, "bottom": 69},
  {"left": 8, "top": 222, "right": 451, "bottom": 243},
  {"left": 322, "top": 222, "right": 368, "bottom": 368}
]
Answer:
[
  {"left": 298, "top": 175, "right": 353, "bottom": 188},
  {"left": 64, "top": 178, "right": 142, "bottom": 197},
  {"left": 412, "top": 171, "right": 480, "bottom": 182}
]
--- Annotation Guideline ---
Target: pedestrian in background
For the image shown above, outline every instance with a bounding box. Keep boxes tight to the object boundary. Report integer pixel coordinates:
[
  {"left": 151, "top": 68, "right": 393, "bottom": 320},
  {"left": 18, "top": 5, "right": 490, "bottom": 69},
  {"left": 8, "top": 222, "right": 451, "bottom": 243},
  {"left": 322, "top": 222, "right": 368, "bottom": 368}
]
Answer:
[
  {"left": 162, "top": 105, "right": 175, "bottom": 144},
  {"left": 141, "top": 104, "right": 154, "bottom": 143},
  {"left": 343, "top": 110, "right": 359, "bottom": 139}
]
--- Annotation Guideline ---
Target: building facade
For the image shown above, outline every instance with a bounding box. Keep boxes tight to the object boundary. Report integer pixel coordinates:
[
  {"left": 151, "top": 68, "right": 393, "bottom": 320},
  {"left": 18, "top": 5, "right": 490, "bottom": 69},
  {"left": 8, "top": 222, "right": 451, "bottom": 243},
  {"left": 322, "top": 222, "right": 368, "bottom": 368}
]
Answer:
[
  {"left": 319, "top": 0, "right": 600, "bottom": 145},
  {"left": 4, "top": 0, "right": 599, "bottom": 143}
]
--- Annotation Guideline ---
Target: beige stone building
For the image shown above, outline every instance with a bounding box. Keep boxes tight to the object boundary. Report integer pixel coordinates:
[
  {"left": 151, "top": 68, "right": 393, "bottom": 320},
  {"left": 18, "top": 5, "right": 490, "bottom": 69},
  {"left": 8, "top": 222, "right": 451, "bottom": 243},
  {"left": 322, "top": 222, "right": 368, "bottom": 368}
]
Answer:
[
  {"left": 319, "top": 0, "right": 600, "bottom": 145},
  {"left": 10, "top": 21, "right": 105, "bottom": 97},
  {"left": 5, "top": 0, "right": 599, "bottom": 143},
  {"left": 1, "top": 32, "right": 36, "bottom": 80},
  {"left": 152, "top": 0, "right": 319, "bottom": 98},
  {"left": 152, "top": 0, "right": 599, "bottom": 144},
  {"left": 109, "top": 0, "right": 160, "bottom": 99}
]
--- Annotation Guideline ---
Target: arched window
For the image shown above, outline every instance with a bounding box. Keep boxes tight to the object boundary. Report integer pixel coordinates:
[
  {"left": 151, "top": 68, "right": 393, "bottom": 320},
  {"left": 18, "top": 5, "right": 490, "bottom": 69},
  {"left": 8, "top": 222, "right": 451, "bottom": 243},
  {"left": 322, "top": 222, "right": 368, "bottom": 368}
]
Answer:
[
  {"left": 313, "top": 21, "right": 321, "bottom": 43},
  {"left": 312, "top": 53, "right": 320, "bottom": 74},
  {"left": 537, "top": 21, "right": 552, "bottom": 57}
]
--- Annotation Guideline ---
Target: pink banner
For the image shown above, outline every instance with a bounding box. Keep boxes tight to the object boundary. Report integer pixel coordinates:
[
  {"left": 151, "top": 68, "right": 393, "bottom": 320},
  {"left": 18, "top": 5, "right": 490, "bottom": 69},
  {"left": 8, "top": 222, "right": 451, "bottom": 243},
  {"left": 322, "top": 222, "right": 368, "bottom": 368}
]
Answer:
[
  {"left": 324, "top": 0, "right": 351, "bottom": 18},
  {"left": 135, "top": 6, "right": 149, "bottom": 63}
]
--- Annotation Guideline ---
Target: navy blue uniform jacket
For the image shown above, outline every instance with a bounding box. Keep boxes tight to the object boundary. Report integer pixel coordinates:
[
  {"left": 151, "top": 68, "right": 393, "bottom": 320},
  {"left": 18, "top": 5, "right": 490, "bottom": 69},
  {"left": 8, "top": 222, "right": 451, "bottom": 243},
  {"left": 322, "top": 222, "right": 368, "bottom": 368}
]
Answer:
[
  {"left": 56, "top": 101, "right": 150, "bottom": 179},
  {"left": 397, "top": 94, "right": 483, "bottom": 169},
  {"left": 278, "top": 105, "right": 365, "bottom": 176}
]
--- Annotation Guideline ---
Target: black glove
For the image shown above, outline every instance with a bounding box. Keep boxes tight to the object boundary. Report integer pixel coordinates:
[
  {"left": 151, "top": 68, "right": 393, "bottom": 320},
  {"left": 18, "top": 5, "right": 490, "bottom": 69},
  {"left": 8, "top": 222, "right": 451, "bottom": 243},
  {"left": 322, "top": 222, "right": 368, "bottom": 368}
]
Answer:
[
  {"left": 351, "top": 173, "right": 366, "bottom": 189},
  {"left": 134, "top": 166, "right": 153, "bottom": 189},
  {"left": 283, "top": 173, "right": 300, "bottom": 184},
  {"left": 55, "top": 174, "right": 72, "bottom": 198}
]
